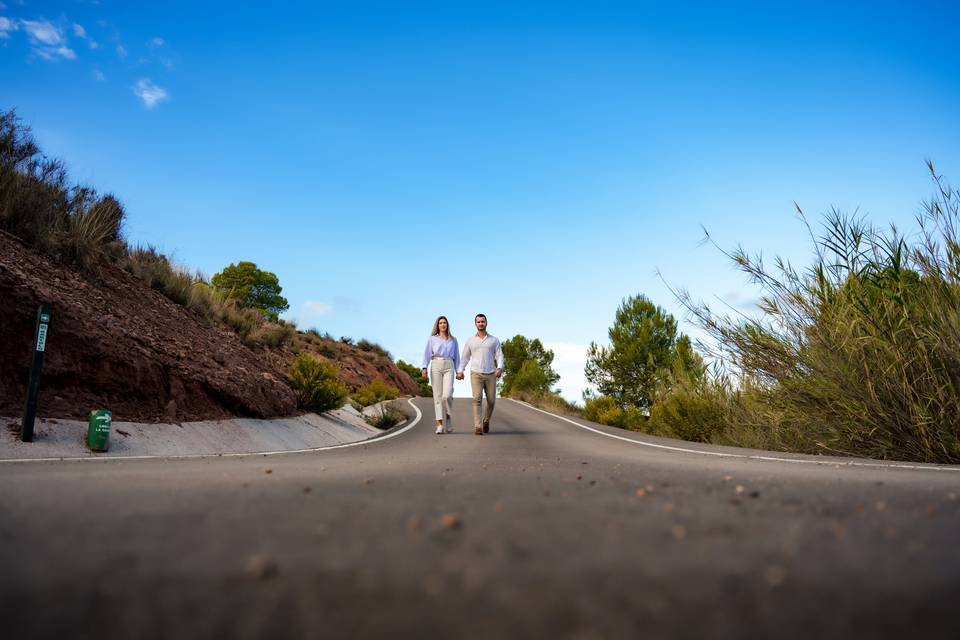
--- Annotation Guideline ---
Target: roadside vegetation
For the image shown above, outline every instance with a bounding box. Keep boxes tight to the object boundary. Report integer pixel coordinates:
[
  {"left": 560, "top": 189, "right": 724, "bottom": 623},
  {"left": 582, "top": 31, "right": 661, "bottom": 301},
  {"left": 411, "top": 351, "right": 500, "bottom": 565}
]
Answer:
[
  {"left": 671, "top": 164, "right": 960, "bottom": 463},
  {"left": 2, "top": 109, "right": 427, "bottom": 413},
  {"left": 500, "top": 167, "right": 960, "bottom": 464}
]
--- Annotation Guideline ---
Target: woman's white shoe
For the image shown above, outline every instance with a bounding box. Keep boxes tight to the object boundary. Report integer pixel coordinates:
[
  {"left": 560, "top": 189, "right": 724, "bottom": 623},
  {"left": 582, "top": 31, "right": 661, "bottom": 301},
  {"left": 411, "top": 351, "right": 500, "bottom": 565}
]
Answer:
[{"left": 435, "top": 426, "right": 444, "bottom": 434}]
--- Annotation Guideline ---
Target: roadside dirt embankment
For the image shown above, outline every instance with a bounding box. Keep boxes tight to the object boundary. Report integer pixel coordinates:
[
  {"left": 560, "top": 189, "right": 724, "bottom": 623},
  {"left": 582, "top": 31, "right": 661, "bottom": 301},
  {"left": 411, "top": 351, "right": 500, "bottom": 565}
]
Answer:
[{"left": 0, "top": 231, "right": 417, "bottom": 423}]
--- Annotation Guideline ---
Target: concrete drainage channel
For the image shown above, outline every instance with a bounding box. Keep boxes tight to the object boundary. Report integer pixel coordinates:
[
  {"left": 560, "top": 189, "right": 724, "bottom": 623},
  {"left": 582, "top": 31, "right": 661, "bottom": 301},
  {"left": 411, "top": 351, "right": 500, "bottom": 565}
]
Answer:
[{"left": 0, "top": 398, "right": 422, "bottom": 463}]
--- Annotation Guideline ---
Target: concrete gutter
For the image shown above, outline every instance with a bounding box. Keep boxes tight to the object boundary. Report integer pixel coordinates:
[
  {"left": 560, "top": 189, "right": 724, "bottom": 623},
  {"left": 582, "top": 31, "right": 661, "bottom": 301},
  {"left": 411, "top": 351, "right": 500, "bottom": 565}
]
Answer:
[{"left": 0, "top": 402, "right": 407, "bottom": 461}]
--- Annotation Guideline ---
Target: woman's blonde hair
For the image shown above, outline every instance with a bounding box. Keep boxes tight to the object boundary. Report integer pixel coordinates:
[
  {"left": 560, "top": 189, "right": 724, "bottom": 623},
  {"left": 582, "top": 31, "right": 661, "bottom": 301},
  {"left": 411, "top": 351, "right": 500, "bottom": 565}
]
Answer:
[{"left": 431, "top": 315, "right": 452, "bottom": 338}]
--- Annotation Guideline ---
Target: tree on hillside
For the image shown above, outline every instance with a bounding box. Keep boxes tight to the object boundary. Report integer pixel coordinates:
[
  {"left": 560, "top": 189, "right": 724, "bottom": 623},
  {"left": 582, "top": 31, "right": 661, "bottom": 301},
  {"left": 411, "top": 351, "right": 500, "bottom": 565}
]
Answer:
[
  {"left": 211, "top": 261, "right": 289, "bottom": 320},
  {"left": 501, "top": 335, "right": 560, "bottom": 395},
  {"left": 585, "top": 294, "right": 702, "bottom": 409}
]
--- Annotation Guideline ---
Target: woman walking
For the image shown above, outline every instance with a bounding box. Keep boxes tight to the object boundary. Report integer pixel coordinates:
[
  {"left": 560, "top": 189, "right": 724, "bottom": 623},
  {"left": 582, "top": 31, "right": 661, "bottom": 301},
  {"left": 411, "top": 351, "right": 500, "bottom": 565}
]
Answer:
[{"left": 421, "top": 316, "right": 460, "bottom": 435}]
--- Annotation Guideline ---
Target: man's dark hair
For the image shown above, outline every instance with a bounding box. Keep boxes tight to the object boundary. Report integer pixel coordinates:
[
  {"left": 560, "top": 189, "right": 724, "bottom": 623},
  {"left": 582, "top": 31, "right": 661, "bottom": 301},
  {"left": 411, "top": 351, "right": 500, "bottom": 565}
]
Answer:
[{"left": 475, "top": 313, "right": 487, "bottom": 321}]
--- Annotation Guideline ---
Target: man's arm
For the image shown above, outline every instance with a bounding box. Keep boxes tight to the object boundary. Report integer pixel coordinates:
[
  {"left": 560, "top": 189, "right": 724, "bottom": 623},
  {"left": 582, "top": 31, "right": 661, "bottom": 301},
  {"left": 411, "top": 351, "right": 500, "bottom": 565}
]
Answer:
[
  {"left": 494, "top": 338, "right": 505, "bottom": 378},
  {"left": 457, "top": 338, "right": 472, "bottom": 374}
]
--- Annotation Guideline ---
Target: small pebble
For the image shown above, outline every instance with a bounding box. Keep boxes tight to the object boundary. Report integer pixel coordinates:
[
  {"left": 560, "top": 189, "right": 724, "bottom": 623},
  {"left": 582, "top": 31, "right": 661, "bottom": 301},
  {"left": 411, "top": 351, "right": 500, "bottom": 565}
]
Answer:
[
  {"left": 671, "top": 525, "right": 687, "bottom": 541},
  {"left": 636, "top": 488, "right": 648, "bottom": 498},
  {"left": 763, "top": 565, "right": 786, "bottom": 587},
  {"left": 245, "top": 554, "right": 277, "bottom": 580},
  {"left": 441, "top": 513, "right": 462, "bottom": 530},
  {"left": 265, "top": 469, "right": 273, "bottom": 475},
  {"left": 735, "top": 485, "right": 745, "bottom": 494}
]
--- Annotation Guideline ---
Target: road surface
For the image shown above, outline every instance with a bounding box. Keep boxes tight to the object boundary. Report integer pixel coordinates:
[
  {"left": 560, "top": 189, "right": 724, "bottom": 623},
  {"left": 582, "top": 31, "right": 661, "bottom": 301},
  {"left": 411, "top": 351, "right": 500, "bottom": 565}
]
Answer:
[{"left": 2, "top": 398, "right": 958, "bottom": 639}]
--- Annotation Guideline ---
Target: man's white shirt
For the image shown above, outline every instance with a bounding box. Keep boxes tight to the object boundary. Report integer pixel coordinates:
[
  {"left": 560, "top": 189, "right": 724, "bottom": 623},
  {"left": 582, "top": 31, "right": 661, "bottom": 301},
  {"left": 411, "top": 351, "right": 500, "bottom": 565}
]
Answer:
[{"left": 458, "top": 334, "right": 505, "bottom": 374}]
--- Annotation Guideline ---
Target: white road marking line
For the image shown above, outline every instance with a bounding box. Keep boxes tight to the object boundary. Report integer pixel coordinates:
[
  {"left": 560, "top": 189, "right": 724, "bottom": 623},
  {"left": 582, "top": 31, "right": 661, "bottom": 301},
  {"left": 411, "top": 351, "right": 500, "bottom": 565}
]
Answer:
[
  {"left": 0, "top": 398, "right": 423, "bottom": 464},
  {"left": 509, "top": 399, "right": 960, "bottom": 473}
]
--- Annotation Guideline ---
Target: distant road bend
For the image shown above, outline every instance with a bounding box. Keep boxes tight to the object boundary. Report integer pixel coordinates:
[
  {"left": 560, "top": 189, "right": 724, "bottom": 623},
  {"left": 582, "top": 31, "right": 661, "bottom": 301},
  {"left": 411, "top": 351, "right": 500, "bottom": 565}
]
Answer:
[{"left": 2, "top": 398, "right": 958, "bottom": 639}]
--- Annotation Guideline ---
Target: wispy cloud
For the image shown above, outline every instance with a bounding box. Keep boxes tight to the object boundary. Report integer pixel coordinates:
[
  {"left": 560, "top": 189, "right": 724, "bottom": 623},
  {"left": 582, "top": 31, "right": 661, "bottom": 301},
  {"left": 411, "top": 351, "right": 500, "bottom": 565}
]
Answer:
[
  {"left": 133, "top": 78, "right": 168, "bottom": 109},
  {"left": 92, "top": 67, "right": 105, "bottom": 81},
  {"left": 0, "top": 16, "right": 17, "bottom": 39},
  {"left": 72, "top": 22, "right": 98, "bottom": 49},
  {"left": 301, "top": 300, "right": 333, "bottom": 318},
  {"left": 116, "top": 43, "right": 127, "bottom": 59},
  {"left": 149, "top": 36, "right": 164, "bottom": 48},
  {"left": 21, "top": 19, "right": 76, "bottom": 60}
]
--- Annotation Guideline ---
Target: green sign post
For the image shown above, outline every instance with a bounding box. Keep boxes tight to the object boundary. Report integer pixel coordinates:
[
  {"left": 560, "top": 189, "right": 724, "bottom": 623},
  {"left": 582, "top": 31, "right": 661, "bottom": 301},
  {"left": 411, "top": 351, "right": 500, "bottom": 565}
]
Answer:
[{"left": 21, "top": 304, "right": 52, "bottom": 443}]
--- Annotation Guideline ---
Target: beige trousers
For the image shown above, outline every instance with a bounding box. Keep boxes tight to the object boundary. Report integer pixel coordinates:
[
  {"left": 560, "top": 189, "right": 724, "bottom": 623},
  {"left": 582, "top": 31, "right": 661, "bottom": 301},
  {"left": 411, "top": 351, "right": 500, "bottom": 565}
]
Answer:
[
  {"left": 430, "top": 358, "right": 454, "bottom": 428},
  {"left": 470, "top": 371, "right": 497, "bottom": 430}
]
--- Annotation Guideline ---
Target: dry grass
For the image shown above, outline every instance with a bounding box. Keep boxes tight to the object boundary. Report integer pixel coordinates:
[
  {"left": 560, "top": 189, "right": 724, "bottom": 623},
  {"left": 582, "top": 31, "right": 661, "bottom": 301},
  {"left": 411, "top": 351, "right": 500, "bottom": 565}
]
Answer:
[{"left": 676, "top": 164, "right": 960, "bottom": 463}]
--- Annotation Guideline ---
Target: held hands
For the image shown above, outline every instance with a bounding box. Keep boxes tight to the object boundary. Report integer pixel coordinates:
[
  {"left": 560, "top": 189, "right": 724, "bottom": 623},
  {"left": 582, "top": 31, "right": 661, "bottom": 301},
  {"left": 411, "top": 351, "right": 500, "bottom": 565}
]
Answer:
[
  {"left": 421, "top": 368, "right": 428, "bottom": 380},
  {"left": 495, "top": 368, "right": 502, "bottom": 379},
  {"left": 456, "top": 372, "right": 464, "bottom": 381}
]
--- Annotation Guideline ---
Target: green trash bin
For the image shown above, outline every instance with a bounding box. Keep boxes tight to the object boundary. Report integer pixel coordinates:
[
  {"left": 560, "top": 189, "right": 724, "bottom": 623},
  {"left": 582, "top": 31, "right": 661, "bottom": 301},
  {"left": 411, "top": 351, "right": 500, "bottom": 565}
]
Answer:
[{"left": 87, "top": 410, "right": 112, "bottom": 452}]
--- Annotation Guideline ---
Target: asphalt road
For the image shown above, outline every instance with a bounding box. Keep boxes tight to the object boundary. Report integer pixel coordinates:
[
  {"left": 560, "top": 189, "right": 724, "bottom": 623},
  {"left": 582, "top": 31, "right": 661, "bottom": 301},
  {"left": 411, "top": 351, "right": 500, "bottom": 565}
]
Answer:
[{"left": 2, "top": 397, "right": 959, "bottom": 639}]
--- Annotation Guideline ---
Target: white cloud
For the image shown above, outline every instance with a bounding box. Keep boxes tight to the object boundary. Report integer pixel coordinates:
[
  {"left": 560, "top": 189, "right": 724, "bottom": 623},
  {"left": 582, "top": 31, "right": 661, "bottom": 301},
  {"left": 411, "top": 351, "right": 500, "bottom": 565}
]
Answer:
[
  {"left": 88, "top": 40, "right": 99, "bottom": 49},
  {"left": 72, "top": 23, "right": 86, "bottom": 38},
  {"left": 22, "top": 19, "right": 63, "bottom": 46},
  {"left": 133, "top": 78, "right": 168, "bottom": 109},
  {"left": 92, "top": 67, "right": 105, "bottom": 81},
  {"left": 0, "top": 16, "right": 17, "bottom": 39},
  {"left": 149, "top": 36, "right": 164, "bottom": 47},
  {"left": 34, "top": 45, "right": 76, "bottom": 61},
  {"left": 544, "top": 341, "right": 591, "bottom": 403},
  {"left": 300, "top": 300, "right": 333, "bottom": 320},
  {"left": 116, "top": 43, "right": 127, "bottom": 58},
  {"left": 21, "top": 19, "right": 76, "bottom": 60}
]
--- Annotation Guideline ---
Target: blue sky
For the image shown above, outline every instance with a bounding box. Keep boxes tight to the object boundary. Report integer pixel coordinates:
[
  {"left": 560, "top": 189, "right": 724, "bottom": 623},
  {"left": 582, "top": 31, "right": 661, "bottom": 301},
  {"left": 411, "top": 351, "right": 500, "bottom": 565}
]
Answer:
[{"left": 2, "top": 1, "right": 959, "bottom": 401}]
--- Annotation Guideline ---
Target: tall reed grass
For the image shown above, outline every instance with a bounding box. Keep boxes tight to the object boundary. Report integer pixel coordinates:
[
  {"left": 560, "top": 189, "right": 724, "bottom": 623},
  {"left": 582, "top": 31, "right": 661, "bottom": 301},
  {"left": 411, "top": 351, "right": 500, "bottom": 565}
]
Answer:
[{"left": 679, "top": 164, "right": 960, "bottom": 463}]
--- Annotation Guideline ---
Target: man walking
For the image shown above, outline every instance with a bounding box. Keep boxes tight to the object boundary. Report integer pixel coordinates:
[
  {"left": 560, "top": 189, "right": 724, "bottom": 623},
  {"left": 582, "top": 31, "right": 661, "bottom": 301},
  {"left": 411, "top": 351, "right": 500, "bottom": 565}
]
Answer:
[{"left": 456, "top": 313, "right": 505, "bottom": 435}]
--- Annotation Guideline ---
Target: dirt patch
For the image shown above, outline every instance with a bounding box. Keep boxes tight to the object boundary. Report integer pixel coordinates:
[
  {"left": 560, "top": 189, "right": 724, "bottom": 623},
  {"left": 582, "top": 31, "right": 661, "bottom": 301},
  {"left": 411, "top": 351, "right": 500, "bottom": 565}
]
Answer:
[{"left": 0, "top": 231, "right": 418, "bottom": 421}]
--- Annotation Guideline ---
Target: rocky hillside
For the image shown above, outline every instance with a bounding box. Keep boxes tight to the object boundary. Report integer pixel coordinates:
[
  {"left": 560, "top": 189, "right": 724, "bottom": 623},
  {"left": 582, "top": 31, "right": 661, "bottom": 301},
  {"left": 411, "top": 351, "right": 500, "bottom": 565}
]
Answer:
[{"left": 0, "top": 231, "right": 418, "bottom": 422}]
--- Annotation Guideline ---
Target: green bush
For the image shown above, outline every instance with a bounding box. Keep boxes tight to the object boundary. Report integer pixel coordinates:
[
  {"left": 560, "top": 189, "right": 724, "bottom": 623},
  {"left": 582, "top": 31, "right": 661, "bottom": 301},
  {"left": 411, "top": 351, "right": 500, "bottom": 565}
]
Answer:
[
  {"left": 648, "top": 370, "right": 731, "bottom": 442},
  {"left": 396, "top": 359, "right": 432, "bottom": 396},
  {"left": 352, "top": 378, "right": 400, "bottom": 408},
  {"left": 365, "top": 406, "right": 406, "bottom": 430},
  {"left": 288, "top": 353, "right": 350, "bottom": 412},
  {"left": 583, "top": 394, "right": 646, "bottom": 430}
]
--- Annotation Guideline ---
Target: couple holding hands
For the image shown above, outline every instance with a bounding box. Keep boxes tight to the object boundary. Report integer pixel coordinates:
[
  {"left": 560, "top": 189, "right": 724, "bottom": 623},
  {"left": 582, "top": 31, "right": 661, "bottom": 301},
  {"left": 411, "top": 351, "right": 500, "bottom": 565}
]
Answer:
[{"left": 420, "top": 313, "right": 505, "bottom": 436}]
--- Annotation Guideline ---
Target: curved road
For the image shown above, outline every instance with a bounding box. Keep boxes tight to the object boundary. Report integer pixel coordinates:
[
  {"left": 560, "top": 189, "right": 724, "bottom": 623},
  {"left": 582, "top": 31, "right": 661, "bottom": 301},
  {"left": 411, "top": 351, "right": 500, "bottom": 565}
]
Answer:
[{"left": 2, "top": 398, "right": 959, "bottom": 639}]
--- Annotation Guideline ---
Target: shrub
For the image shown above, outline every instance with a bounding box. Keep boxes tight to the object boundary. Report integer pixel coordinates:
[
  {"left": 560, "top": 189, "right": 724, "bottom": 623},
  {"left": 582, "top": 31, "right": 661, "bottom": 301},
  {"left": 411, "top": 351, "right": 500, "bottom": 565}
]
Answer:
[
  {"left": 681, "top": 164, "right": 960, "bottom": 463},
  {"left": 245, "top": 321, "right": 295, "bottom": 349},
  {"left": 508, "top": 389, "right": 581, "bottom": 417},
  {"left": 582, "top": 394, "right": 646, "bottom": 430},
  {"left": 0, "top": 110, "right": 126, "bottom": 269},
  {"left": 352, "top": 378, "right": 400, "bottom": 408},
  {"left": 396, "top": 359, "right": 432, "bottom": 396},
  {"left": 288, "top": 353, "right": 350, "bottom": 412},
  {"left": 648, "top": 369, "right": 731, "bottom": 442},
  {"left": 357, "top": 339, "right": 391, "bottom": 359},
  {"left": 365, "top": 406, "right": 406, "bottom": 430}
]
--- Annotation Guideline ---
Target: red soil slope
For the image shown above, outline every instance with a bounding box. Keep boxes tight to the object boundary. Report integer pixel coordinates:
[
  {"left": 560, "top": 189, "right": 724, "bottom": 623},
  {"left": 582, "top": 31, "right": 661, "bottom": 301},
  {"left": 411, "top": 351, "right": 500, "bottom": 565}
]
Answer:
[{"left": 0, "top": 232, "right": 417, "bottom": 422}]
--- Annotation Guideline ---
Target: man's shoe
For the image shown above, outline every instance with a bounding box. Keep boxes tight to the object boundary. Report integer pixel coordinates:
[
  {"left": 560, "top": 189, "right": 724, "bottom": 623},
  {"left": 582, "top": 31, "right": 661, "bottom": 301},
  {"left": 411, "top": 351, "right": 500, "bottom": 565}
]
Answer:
[
  {"left": 482, "top": 421, "right": 490, "bottom": 433},
  {"left": 446, "top": 425, "right": 453, "bottom": 433},
  {"left": 474, "top": 427, "right": 483, "bottom": 435}
]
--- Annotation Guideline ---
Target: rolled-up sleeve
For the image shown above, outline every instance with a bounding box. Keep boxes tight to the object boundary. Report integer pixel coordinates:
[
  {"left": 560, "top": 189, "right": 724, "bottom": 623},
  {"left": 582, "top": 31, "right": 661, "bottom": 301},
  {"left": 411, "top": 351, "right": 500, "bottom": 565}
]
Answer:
[{"left": 453, "top": 338, "right": 461, "bottom": 372}]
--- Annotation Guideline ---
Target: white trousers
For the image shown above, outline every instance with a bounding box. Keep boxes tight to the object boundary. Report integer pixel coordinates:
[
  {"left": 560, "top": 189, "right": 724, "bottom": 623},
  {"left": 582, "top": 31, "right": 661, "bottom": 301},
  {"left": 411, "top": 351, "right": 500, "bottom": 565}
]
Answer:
[{"left": 430, "top": 358, "right": 454, "bottom": 426}]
